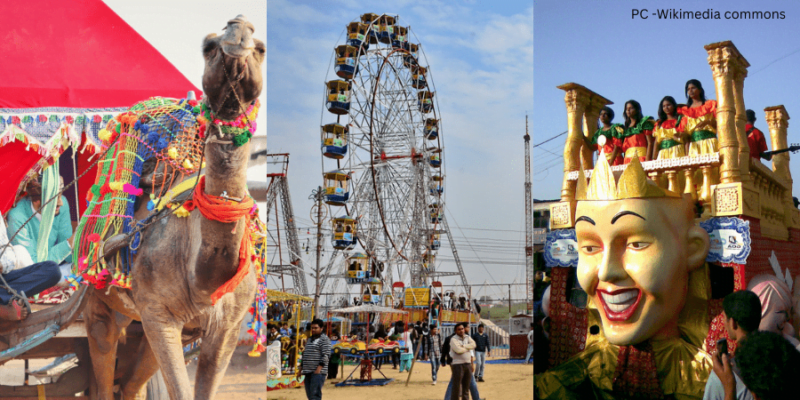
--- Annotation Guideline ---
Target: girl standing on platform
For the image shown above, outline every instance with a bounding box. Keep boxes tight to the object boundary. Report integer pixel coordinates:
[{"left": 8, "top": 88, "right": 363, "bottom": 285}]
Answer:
[
  {"left": 619, "top": 100, "right": 655, "bottom": 163},
  {"left": 582, "top": 106, "right": 624, "bottom": 166},
  {"left": 678, "top": 79, "right": 718, "bottom": 156},
  {"left": 653, "top": 96, "right": 686, "bottom": 160}
]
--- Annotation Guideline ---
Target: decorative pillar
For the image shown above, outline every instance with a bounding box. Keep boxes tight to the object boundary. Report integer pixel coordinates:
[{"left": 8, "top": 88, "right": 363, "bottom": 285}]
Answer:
[
  {"left": 765, "top": 106, "right": 791, "bottom": 182},
  {"left": 706, "top": 41, "right": 741, "bottom": 184},
  {"left": 764, "top": 105, "right": 793, "bottom": 229},
  {"left": 732, "top": 64, "right": 751, "bottom": 185}
]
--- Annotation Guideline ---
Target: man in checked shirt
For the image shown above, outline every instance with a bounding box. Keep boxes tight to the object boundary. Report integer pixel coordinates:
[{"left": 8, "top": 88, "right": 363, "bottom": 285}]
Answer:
[{"left": 428, "top": 324, "right": 443, "bottom": 385}]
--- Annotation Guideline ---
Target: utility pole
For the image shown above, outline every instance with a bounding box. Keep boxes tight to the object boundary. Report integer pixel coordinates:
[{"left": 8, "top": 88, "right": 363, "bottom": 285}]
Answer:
[
  {"left": 524, "top": 116, "right": 534, "bottom": 314},
  {"left": 310, "top": 187, "right": 325, "bottom": 312}
]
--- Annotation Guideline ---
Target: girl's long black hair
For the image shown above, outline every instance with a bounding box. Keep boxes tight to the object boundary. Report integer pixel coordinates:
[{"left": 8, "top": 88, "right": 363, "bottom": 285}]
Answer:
[
  {"left": 658, "top": 96, "right": 678, "bottom": 122},
  {"left": 624, "top": 100, "right": 643, "bottom": 127},
  {"left": 685, "top": 79, "right": 706, "bottom": 106}
]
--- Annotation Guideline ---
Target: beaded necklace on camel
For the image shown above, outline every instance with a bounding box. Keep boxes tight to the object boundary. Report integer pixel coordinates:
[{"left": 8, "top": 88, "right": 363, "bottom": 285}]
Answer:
[{"left": 196, "top": 100, "right": 259, "bottom": 147}]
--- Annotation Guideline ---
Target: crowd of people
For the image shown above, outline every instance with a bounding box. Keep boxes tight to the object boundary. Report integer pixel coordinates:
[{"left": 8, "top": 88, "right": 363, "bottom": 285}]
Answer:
[
  {"left": 0, "top": 175, "right": 74, "bottom": 320},
  {"left": 582, "top": 79, "right": 771, "bottom": 167}
]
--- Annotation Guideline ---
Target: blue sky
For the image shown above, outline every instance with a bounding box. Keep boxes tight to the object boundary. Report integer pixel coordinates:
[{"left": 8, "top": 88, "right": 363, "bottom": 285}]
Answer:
[
  {"left": 267, "top": 0, "right": 533, "bottom": 302},
  {"left": 534, "top": 0, "right": 800, "bottom": 198}
]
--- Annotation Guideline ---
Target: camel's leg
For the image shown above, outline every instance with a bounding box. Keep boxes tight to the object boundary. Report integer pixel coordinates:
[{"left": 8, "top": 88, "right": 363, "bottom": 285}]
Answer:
[
  {"left": 120, "top": 335, "right": 160, "bottom": 400},
  {"left": 193, "top": 319, "right": 242, "bottom": 400},
  {"left": 140, "top": 311, "right": 193, "bottom": 400},
  {"left": 85, "top": 293, "right": 132, "bottom": 400}
]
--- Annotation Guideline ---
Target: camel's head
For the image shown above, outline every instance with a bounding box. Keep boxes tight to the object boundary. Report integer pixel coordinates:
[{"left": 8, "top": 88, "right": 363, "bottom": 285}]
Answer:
[{"left": 201, "top": 15, "right": 264, "bottom": 122}]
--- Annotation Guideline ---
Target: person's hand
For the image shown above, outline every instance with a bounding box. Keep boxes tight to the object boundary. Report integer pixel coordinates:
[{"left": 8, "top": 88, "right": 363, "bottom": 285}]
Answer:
[
  {"left": 469, "top": 363, "right": 474, "bottom": 375},
  {"left": 68, "top": 235, "right": 75, "bottom": 247},
  {"left": 712, "top": 351, "right": 736, "bottom": 400},
  {"left": 315, "top": 366, "right": 322, "bottom": 375}
]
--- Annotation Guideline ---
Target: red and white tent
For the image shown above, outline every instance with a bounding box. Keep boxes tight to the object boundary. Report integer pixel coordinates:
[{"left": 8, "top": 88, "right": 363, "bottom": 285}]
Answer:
[{"left": 0, "top": 0, "right": 200, "bottom": 218}]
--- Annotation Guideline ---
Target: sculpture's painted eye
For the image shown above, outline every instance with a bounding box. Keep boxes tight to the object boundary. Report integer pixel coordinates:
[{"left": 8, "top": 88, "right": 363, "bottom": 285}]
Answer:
[
  {"left": 581, "top": 245, "right": 601, "bottom": 255},
  {"left": 627, "top": 242, "right": 650, "bottom": 250}
]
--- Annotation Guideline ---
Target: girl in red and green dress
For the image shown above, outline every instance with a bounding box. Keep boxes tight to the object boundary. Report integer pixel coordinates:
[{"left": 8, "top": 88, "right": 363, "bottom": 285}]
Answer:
[
  {"left": 678, "top": 79, "right": 718, "bottom": 156},
  {"left": 582, "top": 106, "right": 624, "bottom": 166},
  {"left": 653, "top": 96, "right": 686, "bottom": 160},
  {"left": 618, "top": 100, "right": 654, "bottom": 164}
]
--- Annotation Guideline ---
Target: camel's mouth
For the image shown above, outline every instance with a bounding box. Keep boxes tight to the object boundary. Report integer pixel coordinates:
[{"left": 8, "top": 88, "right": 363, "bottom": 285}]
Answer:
[{"left": 221, "top": 15, "right": 255, "bottom": 59}]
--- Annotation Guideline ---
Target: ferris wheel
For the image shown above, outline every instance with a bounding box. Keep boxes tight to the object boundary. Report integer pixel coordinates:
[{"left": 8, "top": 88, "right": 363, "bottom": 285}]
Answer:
[{"left": 319, "top": 13, "right": 446, "bottom": 301}]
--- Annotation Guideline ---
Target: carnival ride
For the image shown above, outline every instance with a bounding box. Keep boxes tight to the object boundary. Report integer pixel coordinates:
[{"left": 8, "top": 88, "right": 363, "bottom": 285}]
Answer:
[
  {"left": 317, "top": 12, "right": 474, "bottom": 330},
  {"left": 327, "top": 304, "right": 409, "bottom": 387},
  {"left": 539, "top": 40, "right": 800, "bottom": 398},
  {"left": 265, "top": 153, "right": 309, "bottom": 296},
  {"left": 266, "top": 289, "right": 313, "bottom": 392}
]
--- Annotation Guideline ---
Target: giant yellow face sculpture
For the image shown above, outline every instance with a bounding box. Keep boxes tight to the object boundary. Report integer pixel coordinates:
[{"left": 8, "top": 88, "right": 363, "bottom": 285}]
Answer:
[{"left": 574, "top": 156, "right": 709, "bottom": 345}]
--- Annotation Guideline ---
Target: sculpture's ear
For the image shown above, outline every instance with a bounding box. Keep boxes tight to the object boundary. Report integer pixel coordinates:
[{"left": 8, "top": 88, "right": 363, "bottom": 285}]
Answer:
[{"left": 686, "top": 225, "right": 710, "bottom": 272}]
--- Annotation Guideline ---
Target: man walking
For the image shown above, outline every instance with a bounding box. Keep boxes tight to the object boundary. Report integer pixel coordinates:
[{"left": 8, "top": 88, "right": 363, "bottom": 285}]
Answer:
[
  {"left": 471, "top": 323, "right": 491, "bottom": 382},
  {"left": 449, "top": 322, "right": 476, "bottom": 400},
  {"left": 301, "top": 319, "right": 331, "bottom": 400},
  {"left": 428, "top": 325, "right": 443, "bottom": 385},
  {"left": 525, "top": 322, "right": 534, "bottom": 364}
]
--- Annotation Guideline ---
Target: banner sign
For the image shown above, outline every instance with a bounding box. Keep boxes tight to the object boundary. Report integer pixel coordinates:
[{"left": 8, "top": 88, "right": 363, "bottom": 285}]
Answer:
[
  {"left": 700, "top": 217, "right": 751, "bottom": 264},
  {"left": 404, "top": 287, "right": 430, "bottom": 308},
  {"left": 544, "top": 229, "right": 579, "bottom": 268}
]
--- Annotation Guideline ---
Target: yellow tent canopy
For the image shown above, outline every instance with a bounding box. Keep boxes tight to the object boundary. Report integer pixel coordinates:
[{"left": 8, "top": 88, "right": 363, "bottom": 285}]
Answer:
[{"left": 267, "top": 289, "right": 312, "bottom": 303}]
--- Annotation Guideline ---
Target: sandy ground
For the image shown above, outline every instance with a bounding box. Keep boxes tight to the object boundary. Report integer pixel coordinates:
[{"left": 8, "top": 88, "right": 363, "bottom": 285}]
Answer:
[
  {"left": 0, "top": 345, "right": 265, "bottom": 399},
  {"left": 189, "top": 345, "right": 266, "bottom": 400},
  {"left": 267, "top": 358, "right": 534, "bottom": 400}
]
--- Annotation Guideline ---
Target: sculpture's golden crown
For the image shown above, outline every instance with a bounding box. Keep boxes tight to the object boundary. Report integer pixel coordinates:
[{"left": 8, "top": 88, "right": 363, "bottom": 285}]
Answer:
[{"left": 576, "top": 151, "right": 681, "bottom": 201}]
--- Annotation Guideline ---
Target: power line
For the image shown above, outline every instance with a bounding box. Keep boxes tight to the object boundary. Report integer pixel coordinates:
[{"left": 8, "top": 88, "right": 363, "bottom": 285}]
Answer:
[{"left": 533, "top": 131, "right": 567, "bottom": 148}]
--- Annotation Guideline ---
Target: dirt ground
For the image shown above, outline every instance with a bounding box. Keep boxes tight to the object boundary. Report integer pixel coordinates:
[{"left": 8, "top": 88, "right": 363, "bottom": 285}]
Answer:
[
  {"left": 0, "top": 346, "right": 266, "bottom": 399},
  {"left": 267, "top": 359, "right": 534, "bottom": 400},
  {"left": 189, "top": 345, "right": 266, "bottom": 400}
]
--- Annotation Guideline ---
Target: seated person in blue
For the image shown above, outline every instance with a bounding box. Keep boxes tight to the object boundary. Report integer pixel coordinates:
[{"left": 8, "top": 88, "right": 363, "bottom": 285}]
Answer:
[
  {"left": 6, "top": 176, "right": 74, "bottom": 284},
  {"left": 0, "top": 210, "right": 61, "bottom": 320}
]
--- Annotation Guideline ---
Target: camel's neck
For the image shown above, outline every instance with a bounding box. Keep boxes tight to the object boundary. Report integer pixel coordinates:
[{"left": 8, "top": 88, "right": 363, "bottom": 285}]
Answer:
[
  {"left": 193, "top": 124, "right": 253, "bottom": 299},
  {"left": 203, "top": 126, "right": 251, "bottom": 199}
]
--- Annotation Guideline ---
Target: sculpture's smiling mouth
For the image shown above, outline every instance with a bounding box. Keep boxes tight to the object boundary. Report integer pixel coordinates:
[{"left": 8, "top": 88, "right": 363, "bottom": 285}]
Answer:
[{"left": 597, "top": 288, "right": 642, "bottom": 321}]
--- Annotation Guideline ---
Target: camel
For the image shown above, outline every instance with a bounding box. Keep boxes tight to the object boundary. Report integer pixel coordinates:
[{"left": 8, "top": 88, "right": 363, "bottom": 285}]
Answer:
[{"left": 82, "top": 15, "right": 264, "bottom": 400}]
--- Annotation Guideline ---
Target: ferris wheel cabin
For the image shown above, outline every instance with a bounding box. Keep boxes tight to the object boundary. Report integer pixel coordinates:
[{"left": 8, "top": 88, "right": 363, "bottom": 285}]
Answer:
[
  {"left": 392, "top": 26, "right": 408, "bottom": 49},
  {"left": 429, "top": 203, "right": 442, "bottom": 223},
  {"left": 422, "top": 252, "right": 436, "bottom": 270},
  {"left": 346, "top": 252, "right": 369, "bottom": 284},
  {"left": 323, "top": 170, "right": 350, "bottom": 205},
  {"left": 428, "top": 147, "right": 442, "bottom": 168},
  {"left": 404, "top": 43, "right": 419, "bottom": 67},
  {"left": 321, "top": 123, "right": 348, "bottom": 159},
  {"left": 334, "top": 45, "right": 359, "bottom": 79},
  {"left": 412, "top": 66, "right": 428, "bottom": 89},
  {"left": 325, "top": 80, "right": 351, "bottom": 115},
  {"left": 362, "top": 278, "right": 383, "bottom": 304},
  {"left": 331, "top": 216, "right": 357, "bottom": 250},
  {"left": 418, "top": 90, "right": 434, "bottom": 113},
  {"left": 347, "top": 22, "right": 370, "bottom": 49},
  {"left": 376, "top": 15, "right": 396, "bottom": 44},
  {"left": 360, "top": 13, "right": 380, "bottom": 44},
  {"left": 430, "top": 174, "right": 444, "bottom": 195},
  {"left": 429, "top": 233, "right": 441, "bottom": 250},
  {"left": 425, "top": 118, "right": 439, "bottom": 140}
]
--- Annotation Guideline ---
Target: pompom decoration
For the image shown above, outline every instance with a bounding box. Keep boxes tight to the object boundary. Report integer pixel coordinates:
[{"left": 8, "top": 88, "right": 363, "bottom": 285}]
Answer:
[
  {"left": 98, "top": 129, "right": 112, "bottom": 143},
  {"left": 156, "top": 138, "right": 169, "bottom": 151},
  {"left": 87, "top": 233, "right": 101, "bottom": 243},
  {"left": 182, "top": 159, "right": 194, "bottom": 170},
  {"left": 109, "top": 182, "right": 124, "bottom": 191},
  {"left": 168, "top": 147, "right": 179, "bottom": 160},
  {"left": 123, "top": 183, "right": 143, "bottom": 196}
]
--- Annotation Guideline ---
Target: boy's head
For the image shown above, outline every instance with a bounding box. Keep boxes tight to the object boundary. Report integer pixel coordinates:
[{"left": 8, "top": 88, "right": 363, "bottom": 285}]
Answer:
[
  {"left": 736, "top": 331, "right": 800, "bottom": 400},
  {"left": 722, "top": 290, "right": 763, "bottom": 340}
]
